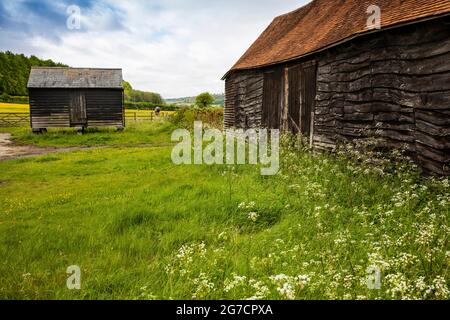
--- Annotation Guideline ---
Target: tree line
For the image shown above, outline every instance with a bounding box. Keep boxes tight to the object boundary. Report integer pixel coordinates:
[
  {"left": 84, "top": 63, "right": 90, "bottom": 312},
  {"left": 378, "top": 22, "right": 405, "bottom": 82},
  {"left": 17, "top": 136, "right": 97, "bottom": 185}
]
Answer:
[
  {"left": 0, "top": 51, "right": 166, "bottom": 106},
  {"left": 122, "top": 81, "right": 164, "bottom": 105},
  {"left": 0, "top": 51, "right": 221, "bottom": 110},
  {"left": 0, "top": 51, "right": 67, "bottom": 97}
]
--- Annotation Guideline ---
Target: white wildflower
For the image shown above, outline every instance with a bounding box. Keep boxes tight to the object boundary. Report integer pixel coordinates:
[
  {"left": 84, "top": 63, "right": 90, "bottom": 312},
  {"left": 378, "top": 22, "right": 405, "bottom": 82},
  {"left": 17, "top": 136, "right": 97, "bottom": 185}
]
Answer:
[
  {"left": 192, "top": 273, "right": 215, "bottom": 299},
  {"left": 248, "top": 212, "right": 259, "bottom": 222},
  {"left": 277, "top": 282, "right": 295, "bottom": 300},
  {"left": 247, "top": 280, "right": 270, "bottom": 300},
  {"left": 224, "top": 274, "right": 247, "bottom": 292}
]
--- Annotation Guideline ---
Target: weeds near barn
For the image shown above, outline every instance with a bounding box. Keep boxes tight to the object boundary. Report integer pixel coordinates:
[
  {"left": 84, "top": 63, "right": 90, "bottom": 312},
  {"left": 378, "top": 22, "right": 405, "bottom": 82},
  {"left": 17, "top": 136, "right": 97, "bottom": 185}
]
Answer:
[
  {"left": 157, "top": 136, "right": 449, "bottom": 300},
  {"left": 0, "top": 123, "right": 448, "bottom": 300}
]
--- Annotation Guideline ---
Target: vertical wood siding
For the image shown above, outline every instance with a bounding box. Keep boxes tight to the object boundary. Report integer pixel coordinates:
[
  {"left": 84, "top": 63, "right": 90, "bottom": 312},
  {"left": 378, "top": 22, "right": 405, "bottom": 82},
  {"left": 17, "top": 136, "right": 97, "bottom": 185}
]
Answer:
[
  {"left": 69, "top": 90, "right": 87, "bottom": 125},
  {"left": 288, "top": 65, "right": 301, "bottom": 133},
  {"left": 302, "top": 64, "right": 317, "bottom": 136},
  {"left": 262, "top": 68, "right": 283, "bottom": 129},
  {"left": 287, "top": 62, "right": 317, "bottom": 135}
]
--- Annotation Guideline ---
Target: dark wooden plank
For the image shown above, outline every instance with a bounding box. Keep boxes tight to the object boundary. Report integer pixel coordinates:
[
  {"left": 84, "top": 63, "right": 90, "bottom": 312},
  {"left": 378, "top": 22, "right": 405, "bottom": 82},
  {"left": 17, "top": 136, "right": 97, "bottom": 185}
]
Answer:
[{"left": 262, "top": 68, "right": 282, "bottom": 129}]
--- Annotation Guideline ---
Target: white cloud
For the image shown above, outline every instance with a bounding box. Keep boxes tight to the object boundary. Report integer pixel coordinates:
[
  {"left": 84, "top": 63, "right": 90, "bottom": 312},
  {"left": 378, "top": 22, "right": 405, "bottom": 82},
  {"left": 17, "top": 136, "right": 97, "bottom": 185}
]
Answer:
[{"left": 0, "top": 0, "right": 308, "bottom": 98}]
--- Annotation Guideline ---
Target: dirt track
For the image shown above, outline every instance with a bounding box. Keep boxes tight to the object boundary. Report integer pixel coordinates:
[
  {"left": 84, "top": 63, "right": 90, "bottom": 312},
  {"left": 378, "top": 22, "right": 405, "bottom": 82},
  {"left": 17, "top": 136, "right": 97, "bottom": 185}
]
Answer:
[{"left": 0, "top": 133, "right": 86, "bottom": 161}]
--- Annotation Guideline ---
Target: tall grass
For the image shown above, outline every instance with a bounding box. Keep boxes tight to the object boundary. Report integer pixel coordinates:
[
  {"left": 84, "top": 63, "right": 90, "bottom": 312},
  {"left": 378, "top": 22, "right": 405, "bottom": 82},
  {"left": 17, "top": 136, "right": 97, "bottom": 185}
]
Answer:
[{"left": 0, "top": 123, "right": 448, "bottom": 300}]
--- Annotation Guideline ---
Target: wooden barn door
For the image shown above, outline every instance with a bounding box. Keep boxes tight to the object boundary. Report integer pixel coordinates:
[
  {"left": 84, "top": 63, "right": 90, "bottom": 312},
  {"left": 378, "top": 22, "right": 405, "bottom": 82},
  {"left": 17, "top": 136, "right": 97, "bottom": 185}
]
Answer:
[
  {"left": 69, "top": 90, "right": 87, "bottom": 126},
  {"left": 288, "top": 65, "right": 301, "bottom": 134},
  {"left": 288, "top": 61, "right": 317, "bottom": 135},
  {"left": 262, "top": 68, "right": 283, "bottom": 129}
]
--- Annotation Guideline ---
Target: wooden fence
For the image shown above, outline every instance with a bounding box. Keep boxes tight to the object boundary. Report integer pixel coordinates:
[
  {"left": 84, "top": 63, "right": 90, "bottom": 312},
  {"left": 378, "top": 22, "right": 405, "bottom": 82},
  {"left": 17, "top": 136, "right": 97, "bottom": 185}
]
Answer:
[
  {"left": 0, "top": 112, "right": 171, "bottom": 127},
  {"left": 124, "top": 111, "right": 171, "bottom": 122},
  {"left": 0, "top": 113, "right": 29, "bottom": 127}
]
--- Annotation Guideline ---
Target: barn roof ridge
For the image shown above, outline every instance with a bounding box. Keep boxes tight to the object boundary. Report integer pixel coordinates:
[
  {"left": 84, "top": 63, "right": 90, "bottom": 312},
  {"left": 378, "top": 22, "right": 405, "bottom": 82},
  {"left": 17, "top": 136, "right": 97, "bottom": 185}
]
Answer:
[{"left": 223, "top": 0, "right": 450, "bottom": 79}]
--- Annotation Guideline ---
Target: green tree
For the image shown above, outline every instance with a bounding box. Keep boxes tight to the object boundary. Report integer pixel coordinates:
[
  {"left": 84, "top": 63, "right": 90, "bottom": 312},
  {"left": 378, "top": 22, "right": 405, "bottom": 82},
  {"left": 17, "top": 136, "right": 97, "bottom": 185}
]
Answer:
[
  {"left": 122, "top": 81, "right": 133, "bottom": 92},
  {"left": 0, "top": 51, "right": 67, "bottom": 96},
  {"left": 195, "top": 92, "right": 215, "bottom": 108},
  {"left": 122, "top": 81, "right": 164, "bottom": 105}
]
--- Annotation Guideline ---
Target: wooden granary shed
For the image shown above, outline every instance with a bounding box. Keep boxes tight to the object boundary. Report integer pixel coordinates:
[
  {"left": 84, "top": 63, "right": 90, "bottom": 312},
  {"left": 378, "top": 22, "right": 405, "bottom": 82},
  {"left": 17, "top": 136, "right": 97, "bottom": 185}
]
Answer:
[
  {"left": 223, "top": 0, "right": 450, "bottom": 175},
  {"left": 27, "top": 68, "right": 124, "bottom": 133}
]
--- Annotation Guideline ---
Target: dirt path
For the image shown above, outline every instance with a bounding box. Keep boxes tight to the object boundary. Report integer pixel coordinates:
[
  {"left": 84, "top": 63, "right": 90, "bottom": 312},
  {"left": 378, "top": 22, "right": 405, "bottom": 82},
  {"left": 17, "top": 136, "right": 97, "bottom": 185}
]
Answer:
[{"left": 0, "top": 133, "right": 88, "bottom": 161}]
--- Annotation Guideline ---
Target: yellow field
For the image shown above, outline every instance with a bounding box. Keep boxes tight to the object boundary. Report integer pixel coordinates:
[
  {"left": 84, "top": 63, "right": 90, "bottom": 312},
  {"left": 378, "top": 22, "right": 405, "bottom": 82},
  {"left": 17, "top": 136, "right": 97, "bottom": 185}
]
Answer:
[
  {"left": 0, "top": 103, "right": 174, "bottom": 115},
  {"left": 0, "top": 103, "right": 29, "bottom": 113}
]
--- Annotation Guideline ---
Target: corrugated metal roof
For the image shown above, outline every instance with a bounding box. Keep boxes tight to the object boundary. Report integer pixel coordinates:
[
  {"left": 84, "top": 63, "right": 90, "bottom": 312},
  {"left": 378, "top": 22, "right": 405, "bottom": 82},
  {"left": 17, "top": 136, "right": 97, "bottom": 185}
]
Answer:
[
  {"left": 27, "top": 68, "right": 123, "bottom": 89},
  {"left": 225, "top": 0, "right": 450, "bottom": 78}
]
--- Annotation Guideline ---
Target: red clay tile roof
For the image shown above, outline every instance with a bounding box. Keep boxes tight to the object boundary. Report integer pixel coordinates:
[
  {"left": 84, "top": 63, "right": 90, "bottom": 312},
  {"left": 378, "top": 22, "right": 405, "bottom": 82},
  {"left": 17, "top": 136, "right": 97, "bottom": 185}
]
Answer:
[{"left": 225, "top": 0, "right": 450, "bottom": 77}]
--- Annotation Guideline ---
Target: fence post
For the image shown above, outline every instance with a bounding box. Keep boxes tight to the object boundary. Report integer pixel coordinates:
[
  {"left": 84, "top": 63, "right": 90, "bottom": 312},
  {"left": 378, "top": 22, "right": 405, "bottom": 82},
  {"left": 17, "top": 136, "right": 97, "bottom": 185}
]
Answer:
[{"left": 134, "top": 112, "right": 137, "bottom": 121}]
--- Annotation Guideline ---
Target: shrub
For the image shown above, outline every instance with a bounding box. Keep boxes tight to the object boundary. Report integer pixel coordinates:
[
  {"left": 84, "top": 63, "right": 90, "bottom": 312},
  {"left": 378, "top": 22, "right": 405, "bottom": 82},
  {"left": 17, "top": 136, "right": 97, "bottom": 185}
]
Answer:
[
  {"left": 0, "top": 94, "right": 29, "bottom": 104},
  {"left": 169, "top": 107, "right": 224, "bottom": 129},
  {"left": 195, "top": 92, "right": 215, "bottom": 108}
]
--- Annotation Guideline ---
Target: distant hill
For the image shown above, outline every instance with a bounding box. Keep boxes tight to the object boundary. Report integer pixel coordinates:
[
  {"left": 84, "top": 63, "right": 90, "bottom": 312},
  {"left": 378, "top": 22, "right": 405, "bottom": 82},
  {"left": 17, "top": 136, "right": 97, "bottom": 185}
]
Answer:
[
  {"left": 166, "top": 93, "right": 224, "bottom": 106},
  {"left": 0, "top": 51, "right": 67, "bottom": 96}
]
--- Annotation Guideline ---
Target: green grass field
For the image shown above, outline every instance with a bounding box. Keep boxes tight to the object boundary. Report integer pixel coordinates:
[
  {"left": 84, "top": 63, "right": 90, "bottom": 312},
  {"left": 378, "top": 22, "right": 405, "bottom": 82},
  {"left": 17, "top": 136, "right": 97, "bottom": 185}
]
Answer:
[
  {"left": 0, "top": 122, "right": 448, "bottom": 300},
  {"left": 6, "top": 121, "right": 174, "bottom": 148}
]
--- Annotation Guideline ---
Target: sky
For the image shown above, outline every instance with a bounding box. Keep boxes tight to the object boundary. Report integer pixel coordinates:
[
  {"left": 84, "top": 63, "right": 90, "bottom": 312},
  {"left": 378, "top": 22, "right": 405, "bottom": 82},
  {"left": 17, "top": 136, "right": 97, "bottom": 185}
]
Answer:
[{"left": 0, "top": 0, "right": 308, "bottom": 98}]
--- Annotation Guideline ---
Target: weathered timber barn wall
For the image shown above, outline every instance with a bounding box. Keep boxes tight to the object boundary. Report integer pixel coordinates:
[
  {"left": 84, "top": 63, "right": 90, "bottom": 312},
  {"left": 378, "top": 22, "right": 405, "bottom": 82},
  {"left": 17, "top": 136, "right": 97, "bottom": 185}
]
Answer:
[
  {"left": 225, "top": 70, "right": 264, "bottom": 129},
  {"left": 314, "top": 19, "right": 450, "bottom": 175},
  {"left": 224, "top": 16, "right": 450, "bottom": 175},
  {"left": 28, "top": 68, "right": 124, "bottom": 130},
  {"left": 224, "top": 0, "right": 450, "bottom": 175},
  {"left": 29, "top": 88, "right": 124, "bottom": 128}
]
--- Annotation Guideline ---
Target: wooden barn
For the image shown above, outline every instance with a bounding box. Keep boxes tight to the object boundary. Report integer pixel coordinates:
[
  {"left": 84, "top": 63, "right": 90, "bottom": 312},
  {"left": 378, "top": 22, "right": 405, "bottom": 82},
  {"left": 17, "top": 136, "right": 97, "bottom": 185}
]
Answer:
[
  {"left": 223, "top": 0, "right": 450, "bottom": 175},
  {"left": 27, "top": 68, "right": 124, "bottom": 133}
]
